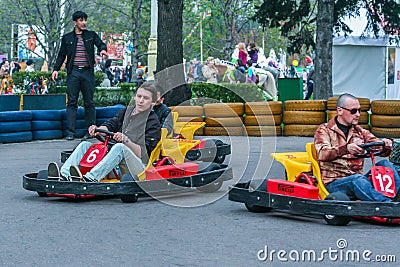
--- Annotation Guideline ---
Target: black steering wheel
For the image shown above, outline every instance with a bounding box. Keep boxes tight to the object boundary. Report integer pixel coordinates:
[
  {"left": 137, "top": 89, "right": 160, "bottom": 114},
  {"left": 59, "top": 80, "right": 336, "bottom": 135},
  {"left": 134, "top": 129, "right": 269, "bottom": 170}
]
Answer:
[
  {"left": 94, "top": 128, "right": 116, "bottom": 144},
  {"left": 355, "top": 141, "right": 386, "bottom": 158}
]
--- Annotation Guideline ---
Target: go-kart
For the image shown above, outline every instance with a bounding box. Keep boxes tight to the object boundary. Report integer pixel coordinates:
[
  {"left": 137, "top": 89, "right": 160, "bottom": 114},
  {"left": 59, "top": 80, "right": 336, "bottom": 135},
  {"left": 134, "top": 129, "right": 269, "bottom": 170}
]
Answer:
[
  {"left": 229, "top": 141, "right": 400, "bottom": 225},
  {"left": 61, "top": 118, "right": 231, "bottom": 165},
  {"left": 23, "top": 128, "right": 233, "bottom": 202}
]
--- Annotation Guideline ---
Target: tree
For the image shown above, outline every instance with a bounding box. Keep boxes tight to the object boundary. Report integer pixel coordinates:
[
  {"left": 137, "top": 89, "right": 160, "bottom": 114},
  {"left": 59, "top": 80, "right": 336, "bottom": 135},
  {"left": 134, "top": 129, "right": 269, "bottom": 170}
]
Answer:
[
  {"left": 156, "top": 0, "right": 191, "bottom": 106},
  {"left": 254, "top": 0, "right": 400, "bottom": 99},
  {"left": 8, "top": 0, "right": 94, "bottom": 70}
]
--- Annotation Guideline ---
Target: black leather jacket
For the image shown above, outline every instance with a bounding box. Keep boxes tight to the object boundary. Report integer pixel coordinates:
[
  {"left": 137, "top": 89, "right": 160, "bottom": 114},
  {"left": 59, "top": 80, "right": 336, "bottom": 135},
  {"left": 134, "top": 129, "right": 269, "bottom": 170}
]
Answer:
[{"left": 54, "top": 29, "right": 107, "bottom": 74}]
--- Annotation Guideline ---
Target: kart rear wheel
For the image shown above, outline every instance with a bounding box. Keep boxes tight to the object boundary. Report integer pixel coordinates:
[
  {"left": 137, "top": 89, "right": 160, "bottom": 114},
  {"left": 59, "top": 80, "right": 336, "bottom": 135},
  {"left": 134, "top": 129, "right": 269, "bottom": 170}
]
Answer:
[
  {"left": 323, "top": 192, "right": 352, "bottom": 226},
  {"left": 120, "top": 194, "right": 139, "bottom": 203},
  {"left": 212, "top": 139, "right": 226, "bottom": 164},
  {"left": 244, "top": 180, "right": 272, "bottom": 213},
  {"left": 37, "top": 170, "right": 49, "bottom": 197},
  {"left": 197, "top": 163, "right": 223, "bottom": 193}
]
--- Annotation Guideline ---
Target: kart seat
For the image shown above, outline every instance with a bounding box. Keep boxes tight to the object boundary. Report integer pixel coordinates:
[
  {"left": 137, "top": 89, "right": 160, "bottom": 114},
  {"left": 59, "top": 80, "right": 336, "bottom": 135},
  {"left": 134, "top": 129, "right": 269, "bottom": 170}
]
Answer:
[
  {"left": 270, "top": 152, "right": 312, "bottom": 182},
  {"left": 137, "top": 128, "right": 168, "bottom": 181},
  {"left": 305, "top": 142, "right": 330, "bottom": 199}
]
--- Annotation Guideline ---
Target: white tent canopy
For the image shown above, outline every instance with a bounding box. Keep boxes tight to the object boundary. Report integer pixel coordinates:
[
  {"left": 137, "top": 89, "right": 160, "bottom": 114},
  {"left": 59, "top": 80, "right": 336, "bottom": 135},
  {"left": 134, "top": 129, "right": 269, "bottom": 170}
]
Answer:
[{"left": 332, "top": 7, "right": 400, "bottom": 100}]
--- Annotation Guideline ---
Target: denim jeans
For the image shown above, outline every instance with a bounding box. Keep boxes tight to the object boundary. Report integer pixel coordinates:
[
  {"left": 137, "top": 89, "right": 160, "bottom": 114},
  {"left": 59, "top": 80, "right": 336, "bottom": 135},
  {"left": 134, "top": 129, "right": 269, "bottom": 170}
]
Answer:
[
  {"left": 60, "top": 141, "right": 145, "bottom": 181},
  {"left": 66, "top": 68, "right": 96, "bottom": 136},
  {"left": 325, "top": 159, "right": 400, "bottom": 202}
]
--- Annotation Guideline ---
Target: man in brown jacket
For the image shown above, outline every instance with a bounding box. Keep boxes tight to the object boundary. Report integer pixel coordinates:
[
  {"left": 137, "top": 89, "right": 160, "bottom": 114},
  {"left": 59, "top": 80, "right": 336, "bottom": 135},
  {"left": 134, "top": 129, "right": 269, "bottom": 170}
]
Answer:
[{"left": 314, "top": 93, "right": 400, "bottom": 202}]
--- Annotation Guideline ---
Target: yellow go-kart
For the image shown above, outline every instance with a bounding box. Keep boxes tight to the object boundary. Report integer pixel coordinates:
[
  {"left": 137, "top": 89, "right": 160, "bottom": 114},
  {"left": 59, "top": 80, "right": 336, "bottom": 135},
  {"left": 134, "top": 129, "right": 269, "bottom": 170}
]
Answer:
[{"left": 229, "top": 142, "right": 400, "bottom": 226}]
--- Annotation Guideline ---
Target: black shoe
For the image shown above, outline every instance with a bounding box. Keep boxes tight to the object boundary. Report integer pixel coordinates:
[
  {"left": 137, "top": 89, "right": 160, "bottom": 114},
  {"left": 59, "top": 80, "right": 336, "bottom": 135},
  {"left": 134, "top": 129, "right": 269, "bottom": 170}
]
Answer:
[
  {"left": 70, "top": 165, "right": 97, "bottom": 182},
  {"left": 48, "top": 162, "right": 61, "bottom": 180},
  {"left": 48, "top": 162, "right": 69, "bottom": 181},
  {"left": 66, "top": 135, "right": 74, "bottom": 141}
]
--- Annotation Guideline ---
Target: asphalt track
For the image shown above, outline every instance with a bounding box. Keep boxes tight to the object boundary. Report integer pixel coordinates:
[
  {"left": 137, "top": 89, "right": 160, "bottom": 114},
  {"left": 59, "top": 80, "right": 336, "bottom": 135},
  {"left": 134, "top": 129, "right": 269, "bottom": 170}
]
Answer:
[{"left": 1, "top": 136, "right": 399, "bottom": 266}]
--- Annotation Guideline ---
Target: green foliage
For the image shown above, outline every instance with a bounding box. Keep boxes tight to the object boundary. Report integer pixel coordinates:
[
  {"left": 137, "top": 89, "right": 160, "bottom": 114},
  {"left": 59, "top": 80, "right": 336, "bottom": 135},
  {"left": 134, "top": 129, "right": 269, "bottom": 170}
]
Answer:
[
  {"left": 91, "top": 87, "right": 136, "bottom": 107},
  {"left": 189, "top": 82, "right": 268, "bottom": 105}
]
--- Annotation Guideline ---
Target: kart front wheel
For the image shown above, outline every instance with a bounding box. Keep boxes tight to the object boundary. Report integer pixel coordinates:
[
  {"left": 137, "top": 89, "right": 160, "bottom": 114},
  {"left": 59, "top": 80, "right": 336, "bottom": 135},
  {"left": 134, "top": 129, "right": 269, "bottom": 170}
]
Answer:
[
  {"left": 323, "top": 192, "right": 352, "bottom": 226},
  {"left": 197, "top": 163, "right": 223, "bottom": 193},
  {"left": 244, "top": 180, "right": 272, "bottom": 213},
  {"left": 120, "top": 194, "right": 139, "bottom": 203}
]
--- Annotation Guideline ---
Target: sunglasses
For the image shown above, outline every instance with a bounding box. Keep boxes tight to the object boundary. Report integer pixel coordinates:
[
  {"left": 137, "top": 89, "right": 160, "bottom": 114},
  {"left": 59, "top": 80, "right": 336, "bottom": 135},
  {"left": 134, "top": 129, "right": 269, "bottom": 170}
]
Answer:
[{"left": 340, "top": 106, "right": 361, "bottom": 114}]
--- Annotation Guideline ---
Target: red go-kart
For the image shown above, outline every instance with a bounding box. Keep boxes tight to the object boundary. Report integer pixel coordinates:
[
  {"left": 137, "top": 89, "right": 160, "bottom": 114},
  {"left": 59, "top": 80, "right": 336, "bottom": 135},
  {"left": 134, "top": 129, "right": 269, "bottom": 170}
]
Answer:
[
  {"left": 23, "top": 128, "right": 233, "bottom": 202},
  {"left": 229, "top": 141, "right": 400, "bottom": 226}
]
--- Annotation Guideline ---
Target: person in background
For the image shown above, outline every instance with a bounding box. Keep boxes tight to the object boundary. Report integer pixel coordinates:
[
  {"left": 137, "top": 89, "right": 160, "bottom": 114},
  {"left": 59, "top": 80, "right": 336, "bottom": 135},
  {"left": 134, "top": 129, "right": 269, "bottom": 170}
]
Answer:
[
  {"left": 237, "top": 42, "right": 248, "bottom": 67},
  {"left": 10, "top": 62, "right": 21, "bottom": 76},
  {"left": 248, "top": 43, "right": 259, "bottom": 66},
  {"left": 25, "top": 59, "right": 35, "bottom": 72},
  {"left": 190, "top": 57, "right": 206, "bottom": 82},
  {"left": 153, "top": 89, "right": 173, "bottom": 136},
  {"left": 246, "top": 60, "right": 257, "bottom": 84},
  {"left": 94, "top": 56, "right": 103, "bottom": 72},
  {"left": 125, "top": 62, "right": 133, "bottom": 83},
  {"left": 202, "top": 56, "right": 218, "bottom": 83},
  {"left": 52, "top": 11, "right": 108, "bottom": 140}
]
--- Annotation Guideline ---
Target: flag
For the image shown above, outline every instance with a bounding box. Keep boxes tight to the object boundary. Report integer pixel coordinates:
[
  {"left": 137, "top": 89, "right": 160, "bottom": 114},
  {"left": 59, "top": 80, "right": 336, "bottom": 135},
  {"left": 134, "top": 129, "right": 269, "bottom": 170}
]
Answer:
[{"left": 200, "top": 10, "right": 211, "bottom": 20}]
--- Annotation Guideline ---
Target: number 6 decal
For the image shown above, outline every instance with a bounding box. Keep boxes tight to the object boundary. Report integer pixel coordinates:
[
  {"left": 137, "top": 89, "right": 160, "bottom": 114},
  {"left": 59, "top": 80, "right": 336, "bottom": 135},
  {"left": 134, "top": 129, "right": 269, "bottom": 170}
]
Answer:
[{"left": 86, "top": 149, "right": 100, "bottom": 163}]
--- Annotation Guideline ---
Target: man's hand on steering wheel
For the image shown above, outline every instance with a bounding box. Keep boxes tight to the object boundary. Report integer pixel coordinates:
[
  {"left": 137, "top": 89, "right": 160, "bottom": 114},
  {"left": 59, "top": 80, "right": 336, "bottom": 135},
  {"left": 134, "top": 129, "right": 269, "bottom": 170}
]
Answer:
[
  {"left": 113, "top": 132, "right": 127, "bottom": 143},
  {"left": 347, "top": 138, "right": 365, "bottom": 155},
  {"left": 382, "top": 138, "right": 393, "bottom": 150}
]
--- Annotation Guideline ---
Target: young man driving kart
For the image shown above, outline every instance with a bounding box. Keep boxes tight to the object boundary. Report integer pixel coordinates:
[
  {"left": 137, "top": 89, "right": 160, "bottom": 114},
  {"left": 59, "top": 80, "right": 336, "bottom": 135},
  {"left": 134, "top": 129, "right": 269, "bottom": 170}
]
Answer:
[
  {"left": 48, "top": 83, "right": 161, "bottom": 182},
  {"left": 314, "top": 93, "right": 400, "bottom": 202}
]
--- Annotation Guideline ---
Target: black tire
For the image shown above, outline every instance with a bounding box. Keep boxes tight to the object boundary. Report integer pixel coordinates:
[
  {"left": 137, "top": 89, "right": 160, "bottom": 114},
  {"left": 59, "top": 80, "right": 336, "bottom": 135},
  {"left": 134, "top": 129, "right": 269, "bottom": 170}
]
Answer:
[
  {"left": 31, "top": 110, "right": 63, "bottom": 121},
  {"left": 36, "top": 170, "right": 49, "bottom": 197},
  {"left": 197, "top": 163, "right": 223, "bottom": 193},
  {"left": 244, "top": 180, "right": 272, "bottom": 212},
  {"left": 323, "top": 192, "right": 352, "bottom": 226},
  {"left": 31, "top": 120, "right": 63, "bottom": 130},
  {"left": 212, "top": 139, "right": 226, "bottom": 164},
  {"left": 120, "top": 174, "right": 139, "bottom": 203},
  {"left": 120, "top": 194, "right": 139, "bottom": 203},
  {"left": 0, "top": 121, "right": 31, "bottom": 133},
  {"left": 0, "top": 131, "right": 33, "bottom": 143},
  {"left": 32, "top": 130, "right": 63, "bottom": 140},
  {"left": 0, "top": 110, "right": 32, "bottom": 122},
  {"left": 96, "top": 104, "right": 124, "bottom": 118}
]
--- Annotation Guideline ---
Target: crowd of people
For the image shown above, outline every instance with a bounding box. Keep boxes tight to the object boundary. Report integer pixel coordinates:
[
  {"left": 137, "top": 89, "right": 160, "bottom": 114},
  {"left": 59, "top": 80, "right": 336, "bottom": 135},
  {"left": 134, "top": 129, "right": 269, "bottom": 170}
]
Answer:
[{"left": 96, "top": 57, "right": 147, "bottom": 87}]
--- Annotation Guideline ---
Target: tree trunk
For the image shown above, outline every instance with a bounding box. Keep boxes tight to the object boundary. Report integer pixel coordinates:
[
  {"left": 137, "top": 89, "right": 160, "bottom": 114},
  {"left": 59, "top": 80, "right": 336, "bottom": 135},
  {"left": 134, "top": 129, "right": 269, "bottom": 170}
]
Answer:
[
  {"left": 130, "top": 0, "right": 142, "bottom": 73},
  {"left": 156, "top": 0, "right": 190, "bottom": 106},
  {"left": 315, "top": 0, "right": 334, "bottom": 99}
]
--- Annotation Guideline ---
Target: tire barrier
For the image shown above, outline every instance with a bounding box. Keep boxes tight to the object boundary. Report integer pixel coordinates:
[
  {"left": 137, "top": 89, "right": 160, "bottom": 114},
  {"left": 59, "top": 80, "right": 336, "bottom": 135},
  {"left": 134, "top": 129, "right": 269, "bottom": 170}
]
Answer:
[
  {"left": 390, "top": 140, "right": 400, "bottom": 164},
  {"left": 204, "top": 103, "right": 244, "bottom": 136},
  {"left": 370, "top": 100, "right": 400, "bottom": 138},
  {"left": 245, "top": 126, "right": 282, "bottom": 136},
  {"left": 32, "top": 130, "right": 63, "bottom": 140},
  {"left": 283, "top": 124, "right": 319, "bottom": 137},
  {"left": 31, "top": 110, "right": 63, "bottom": 121},
  {"left": 0, "top": 111, "right": 33, "bottom": 143},
  {"left": 171, "top": 106, "right": 204, "bottom": 136},
  {"left": 30, "top": 110, "right": 64, "bottom": 140},
  {"left": 243, "top": 102, "right": 282, "bottom": 136},
  {"left": 282, "top": 100, "right": 326, "bottom": 137}
]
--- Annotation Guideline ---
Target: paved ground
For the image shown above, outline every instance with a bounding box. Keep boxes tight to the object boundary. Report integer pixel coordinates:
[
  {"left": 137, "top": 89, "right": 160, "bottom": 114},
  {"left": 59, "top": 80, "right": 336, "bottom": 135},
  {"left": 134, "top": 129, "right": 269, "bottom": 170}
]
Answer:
[{"left": 1, "top": 136, "right": 399, "bottom": 266}]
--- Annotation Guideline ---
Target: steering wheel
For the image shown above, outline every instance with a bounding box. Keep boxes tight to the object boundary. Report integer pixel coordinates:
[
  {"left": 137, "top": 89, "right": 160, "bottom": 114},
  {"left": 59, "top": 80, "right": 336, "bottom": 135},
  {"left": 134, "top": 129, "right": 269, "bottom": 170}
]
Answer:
[
  {"left": 355, "top": 141, "right": 386, "bottom": 158},
  {"left": 94, "top": 128, "right": 116, "bottom": 144}
]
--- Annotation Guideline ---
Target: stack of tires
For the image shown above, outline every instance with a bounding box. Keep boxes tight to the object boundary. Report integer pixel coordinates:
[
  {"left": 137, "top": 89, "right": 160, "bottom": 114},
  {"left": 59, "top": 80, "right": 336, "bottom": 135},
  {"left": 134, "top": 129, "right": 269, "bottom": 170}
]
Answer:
[
  {"left": 370, "top": 100, "right": 400, "bottom": 138},
  {"left": 283, "top": 100, "right": 327, "bottom": 137},
  {"left": 31, "top": 110, "right": 63, "bottom": 140},
  {"left": 62, "top": 107, "right": 87, "bottom": 138},
  {"left": 0, "top": 111, "right": 33, "bottom": 143},
  {"left": 244, "top": 102, "right": 282, "bottom": 136},
  {"left": 96, "top": 104, "right": 125, "bottom": 126},
  {"left": 171, "top": 105, "right": 204, "bottom": 136},
  {"left": 204, "top": 103, "right": 244, "bottom": 136},
  {"left": 327, "top": 97, "right": 370, "bottom": 129}
]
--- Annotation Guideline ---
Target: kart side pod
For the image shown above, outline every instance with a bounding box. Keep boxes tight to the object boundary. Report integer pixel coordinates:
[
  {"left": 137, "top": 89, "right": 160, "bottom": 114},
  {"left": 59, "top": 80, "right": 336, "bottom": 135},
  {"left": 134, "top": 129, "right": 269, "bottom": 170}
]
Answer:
[{"left": 267, "top": 178, "right": 320, "bottom": 200}]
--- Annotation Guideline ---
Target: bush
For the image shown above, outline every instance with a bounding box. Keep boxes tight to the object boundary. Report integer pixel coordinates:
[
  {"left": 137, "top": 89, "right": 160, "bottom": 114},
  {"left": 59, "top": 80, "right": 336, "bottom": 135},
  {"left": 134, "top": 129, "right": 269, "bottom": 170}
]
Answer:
[{"left": 189, "top": 82, "right": 268, "bottom": 105}]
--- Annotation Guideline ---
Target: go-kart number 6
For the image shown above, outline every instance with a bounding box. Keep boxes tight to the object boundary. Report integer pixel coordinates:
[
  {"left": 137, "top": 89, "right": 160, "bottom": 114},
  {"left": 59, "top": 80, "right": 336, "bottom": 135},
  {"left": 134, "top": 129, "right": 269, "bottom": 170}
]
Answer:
[{"left": 86, "top": 149, "right": 100, "bottom": 163}]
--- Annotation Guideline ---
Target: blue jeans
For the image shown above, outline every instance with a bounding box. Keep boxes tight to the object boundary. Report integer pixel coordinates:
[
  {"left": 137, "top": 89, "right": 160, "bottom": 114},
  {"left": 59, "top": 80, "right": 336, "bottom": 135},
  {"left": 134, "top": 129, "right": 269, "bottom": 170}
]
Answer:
[
  {"left": 325, "top": 159, "right": 400, "bottom": 202},
  {"left": 60, "top": 141, "right": 145, "bottom": 181}
]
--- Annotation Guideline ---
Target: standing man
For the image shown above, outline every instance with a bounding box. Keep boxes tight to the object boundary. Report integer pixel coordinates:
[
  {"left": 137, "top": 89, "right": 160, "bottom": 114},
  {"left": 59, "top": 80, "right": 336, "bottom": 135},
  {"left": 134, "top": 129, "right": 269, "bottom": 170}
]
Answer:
[
  {"left": 125, "top": 62, "right": 133, "bottom": 83},
  {"left": 52, "top": 11, "right": 108, "bottom": 140}
]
